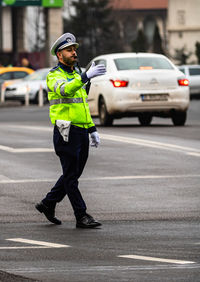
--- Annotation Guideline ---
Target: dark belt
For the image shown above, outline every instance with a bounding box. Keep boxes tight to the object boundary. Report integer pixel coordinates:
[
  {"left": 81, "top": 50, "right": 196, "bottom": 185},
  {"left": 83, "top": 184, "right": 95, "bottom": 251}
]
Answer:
[{"left": 71, "top": 125, "right": 88, "bottom": 132}]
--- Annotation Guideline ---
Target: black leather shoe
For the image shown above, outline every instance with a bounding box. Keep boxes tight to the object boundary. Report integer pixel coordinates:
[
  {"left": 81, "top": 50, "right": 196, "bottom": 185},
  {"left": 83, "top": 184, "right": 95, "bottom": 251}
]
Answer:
[
  {"left": 76, "top": 214, "right": 101, "bottom": 228},
  {"left": 35, "top": 202, "right": 62, "bottom": 225}
]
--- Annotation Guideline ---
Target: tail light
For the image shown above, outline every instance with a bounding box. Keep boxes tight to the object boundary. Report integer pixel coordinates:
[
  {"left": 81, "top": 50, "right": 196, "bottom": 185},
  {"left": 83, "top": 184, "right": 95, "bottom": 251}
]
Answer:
[
  {"left": 178, "top": 79, "right": 189, "bottom": 86},
  {"left": 110, "top": 79, "right": 128, "bottom": 87}
]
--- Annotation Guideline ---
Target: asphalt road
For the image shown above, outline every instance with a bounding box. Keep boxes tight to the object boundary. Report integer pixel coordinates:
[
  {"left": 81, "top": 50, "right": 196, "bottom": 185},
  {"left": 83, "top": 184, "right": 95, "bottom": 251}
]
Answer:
[{"left": 0, "top": 101, "right": 199, "bottom": 281}]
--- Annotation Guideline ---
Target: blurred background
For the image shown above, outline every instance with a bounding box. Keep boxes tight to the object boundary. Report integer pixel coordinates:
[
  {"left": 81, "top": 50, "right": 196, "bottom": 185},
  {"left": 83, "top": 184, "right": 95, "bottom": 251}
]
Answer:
[{"left": 0, "top": 0, "right": 200, "bottom": 68}]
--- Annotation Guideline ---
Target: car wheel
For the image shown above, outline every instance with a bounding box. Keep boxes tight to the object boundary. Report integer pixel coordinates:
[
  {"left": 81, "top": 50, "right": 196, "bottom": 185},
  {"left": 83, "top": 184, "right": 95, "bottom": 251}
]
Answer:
[
  {"left": 99, "top": 97, "right": 113, "bottom": 126},
  {"left": 171, "top": 111, "right": 187, "bottom": 126},
  {"left": 138, "top": 113, "right": 152, "bottom": 126}
]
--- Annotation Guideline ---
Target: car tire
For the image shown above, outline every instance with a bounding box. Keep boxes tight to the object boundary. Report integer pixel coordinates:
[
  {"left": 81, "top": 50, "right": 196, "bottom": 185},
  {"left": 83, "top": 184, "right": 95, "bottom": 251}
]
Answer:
[
  {"left": 99, "top": 97, "right": 113, "bottom": 126},
  {"left": 138, "top": 113, "right": 152, "bottom": 126},
  {"left": 171, "top": 111, "right": 187, "bottom": 126}
]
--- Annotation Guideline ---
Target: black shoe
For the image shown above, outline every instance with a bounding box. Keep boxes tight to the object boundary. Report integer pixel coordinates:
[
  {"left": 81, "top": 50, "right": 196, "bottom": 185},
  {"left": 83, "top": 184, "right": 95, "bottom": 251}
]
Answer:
[
  {"left": 76, "top": 214, "right": 101, "bottom": 228},
  {"left": 35, "top": 201, "right": 62, "bottom": 225}
]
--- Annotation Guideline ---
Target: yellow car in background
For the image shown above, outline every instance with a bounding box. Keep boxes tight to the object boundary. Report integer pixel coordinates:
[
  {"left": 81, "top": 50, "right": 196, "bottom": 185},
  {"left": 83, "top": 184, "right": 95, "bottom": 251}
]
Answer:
[{"left": 0, "top": 67, "right": 34, "bottom": 93}]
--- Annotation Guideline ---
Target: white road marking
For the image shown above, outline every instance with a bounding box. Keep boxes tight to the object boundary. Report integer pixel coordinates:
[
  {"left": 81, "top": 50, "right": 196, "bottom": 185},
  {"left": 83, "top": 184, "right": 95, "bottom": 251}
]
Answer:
[
  {"left": 0, "top": 145, "right": 53, "bottom": 153},
  {"left": 0, "top": 174, "right": 11, "bottom": 181},
  {"left": 101, "top": 133, "right": 200, "bottom": 156},
  {"left": 5, "top": 238, "right": 70, "bottom": 249},
  {"left": 118, "top": 255, "right": 195, "bottom": 264},
  {"left": 0, "top": 125, "right": 200, "bottom": 155},
  {"left": 187, "top": 152, "right": 200, "bottom": 157},
  {"left": 82, "top": 174, "right": 200, "bottom": 181},
  {"left": 12, "top": 148, "right": 53, "bottom": 153},
  {"left": 0, "top": 174, "right": 199, "bottom": 184},
  {"left": 3, "top": 264, "right": 200, "bottom": 273},
  {"left": 0, "top": 145, "right": 14, "bottom": 152},
  {"left": 0, "top": 178, "right": 53, "bottom": 184},
  {"left": 1, "top": 124, "right": 52, "bottom": 132},
  {"left": 0, "top": 246, "right": 52, "bottom": 249}
]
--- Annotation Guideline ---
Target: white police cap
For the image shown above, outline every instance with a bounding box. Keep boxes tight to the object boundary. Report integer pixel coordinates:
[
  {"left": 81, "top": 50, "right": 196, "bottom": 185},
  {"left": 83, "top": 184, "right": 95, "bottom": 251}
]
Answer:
[{"left": 50, "top": 33, "right": 79, "bottom": 56}]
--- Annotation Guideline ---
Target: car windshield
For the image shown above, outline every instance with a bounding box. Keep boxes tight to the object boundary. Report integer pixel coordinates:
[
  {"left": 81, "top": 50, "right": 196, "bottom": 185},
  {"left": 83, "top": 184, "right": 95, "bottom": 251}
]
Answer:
[
  {"left": 23, "top": 70, "right": 49, "bottom": 81},
  {"left": 114, "top": 57, "right": 174, "bottom": 70}
]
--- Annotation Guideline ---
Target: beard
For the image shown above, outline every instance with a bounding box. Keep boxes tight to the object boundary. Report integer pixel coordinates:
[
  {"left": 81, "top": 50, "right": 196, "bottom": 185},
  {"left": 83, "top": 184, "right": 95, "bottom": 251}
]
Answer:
[{"left": 62, "top": 54, "right": 77, "bottom": 66}]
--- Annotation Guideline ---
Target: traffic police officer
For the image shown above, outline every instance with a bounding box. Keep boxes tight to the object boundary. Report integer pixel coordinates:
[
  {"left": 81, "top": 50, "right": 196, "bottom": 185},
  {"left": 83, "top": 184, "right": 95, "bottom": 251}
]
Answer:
[{"left": 35, "top": 33, "right": 106, "bottom": 228}]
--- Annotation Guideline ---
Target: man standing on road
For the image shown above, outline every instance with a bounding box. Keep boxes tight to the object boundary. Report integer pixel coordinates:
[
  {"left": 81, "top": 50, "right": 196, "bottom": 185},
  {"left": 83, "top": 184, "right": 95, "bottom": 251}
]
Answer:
[{"left": 35, "top": 33, "right": 106, "bottom": 228}]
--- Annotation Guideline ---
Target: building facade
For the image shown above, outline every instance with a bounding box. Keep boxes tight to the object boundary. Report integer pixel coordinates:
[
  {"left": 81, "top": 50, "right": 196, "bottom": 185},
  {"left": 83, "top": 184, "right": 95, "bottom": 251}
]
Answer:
[
  {"left": 167, "top": 0, "right": 200, "bottom": 64},
  {"left": 1, "top": 0, "right": 200, "bottom": 67},
  {"left": 110, "top": 0, "right": 168, "bottom": 53},
  {"left": 0, "top": 1, "right": 63, "bottom": 67}
]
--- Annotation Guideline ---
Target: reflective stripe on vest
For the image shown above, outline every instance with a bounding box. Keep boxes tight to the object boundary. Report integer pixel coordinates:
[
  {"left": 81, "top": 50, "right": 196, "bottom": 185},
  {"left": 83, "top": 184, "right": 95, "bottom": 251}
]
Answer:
[
  {"left": 60, "top": 84, "right": 66, "bottom": 96},
  {"left": 49, "top": 97, "right": 87, "bottom": 106},
  {"left": 53, "top": 79, "right": 66, "bottom": 92}
]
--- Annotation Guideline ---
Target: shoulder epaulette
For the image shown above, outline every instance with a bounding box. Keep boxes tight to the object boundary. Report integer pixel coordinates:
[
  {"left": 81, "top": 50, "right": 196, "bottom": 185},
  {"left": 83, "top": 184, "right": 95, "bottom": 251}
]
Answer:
[{"left": 49, "top": 66, "right": 62, "bottom": 72}]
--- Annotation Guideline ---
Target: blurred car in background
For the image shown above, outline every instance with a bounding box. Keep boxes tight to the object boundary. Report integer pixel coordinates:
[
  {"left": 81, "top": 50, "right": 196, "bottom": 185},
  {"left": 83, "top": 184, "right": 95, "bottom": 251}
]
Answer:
[
  {"left": 86, "top": 53, "right": 190, "bottom": 126},
  {"left": 178, "top": 65, "right": 200, "bottom": 98},
  {"left": 5, "top": 68, "right": 49, "bottom": 104},
  {"left": 0, "top": 67, "right": 34, "bottom": 93}
]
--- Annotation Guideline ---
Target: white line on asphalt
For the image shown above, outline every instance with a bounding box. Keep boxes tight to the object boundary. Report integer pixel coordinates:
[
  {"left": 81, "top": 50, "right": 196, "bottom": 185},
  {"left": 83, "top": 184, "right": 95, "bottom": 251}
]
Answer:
[
  {"left": 0, "top": 174, "right": 11, "bottom": 181},
  {"left": 0, "top": 174, "right": 199, "bottom": 184},
  {"left": 118, "top": 255, "right": 195, "bottom": 264},
  {"left": 3, "top": 264, "right": 200, "bottom": 273},
  {"left": 101, "top": 133, "right": 200, "bottom": 155},
  {"left": 0, "top": 125, "right": 200, "bottom": 156},
  {"left": 6, "top": 238, "right": 70, "bottom": 248},
  {"left": 0, "top": 178, "right": 52, "bottom": 183},
  {"left": 0, "top": 246, "right": 52, "bottom": 249},
  {"left": 2, "top": 124, "right": 52, "bottom": 132},
  {"left": 0, "top": 145, "right": 14, "bottom": 152},
  {"left": 12, "top": 148, "right": 53, "bottom": 153},
  {"left": 187, "top": 152, "right": 200, "bottom": 157},
  {"left": 81, "top": 174, "right": 200, "bottom": 181},
  {"left": 0, "top": 145, "right": 53, "bottom": 153}
]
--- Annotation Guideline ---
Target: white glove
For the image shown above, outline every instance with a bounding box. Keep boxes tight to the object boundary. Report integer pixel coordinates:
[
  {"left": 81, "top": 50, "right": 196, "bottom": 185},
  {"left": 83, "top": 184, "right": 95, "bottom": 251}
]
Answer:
[
  {"left": 90, "top": 131, "right": 100, "bottom": 147},
  {"left": 86, "top": 62, "right": 106, "bottom": 79}
]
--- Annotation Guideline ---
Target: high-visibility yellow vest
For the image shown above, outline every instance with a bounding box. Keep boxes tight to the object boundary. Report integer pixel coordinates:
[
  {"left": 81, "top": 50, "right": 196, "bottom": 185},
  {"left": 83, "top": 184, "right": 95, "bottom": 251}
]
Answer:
[{"left": 47, "top": 66, "right": 95, "bottom": 129}]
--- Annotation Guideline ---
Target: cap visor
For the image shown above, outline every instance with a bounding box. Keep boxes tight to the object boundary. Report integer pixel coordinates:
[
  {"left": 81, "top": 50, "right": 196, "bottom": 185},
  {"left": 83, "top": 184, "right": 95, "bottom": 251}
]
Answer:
[
  {"left": 51, "top": 42, "right": 79, "bottom": 56},
  {"left": 59, "top": 42, "right": 79, "bottom": 51}
]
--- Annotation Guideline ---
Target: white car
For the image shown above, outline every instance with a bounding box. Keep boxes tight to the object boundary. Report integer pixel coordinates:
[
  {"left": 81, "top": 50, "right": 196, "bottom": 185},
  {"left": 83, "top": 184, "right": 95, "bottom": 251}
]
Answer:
[
  {"left": 178, "top": 65, "right": 200, "bottom": 97},
  {"left": 5, "top": 68, "right": 50, "bottom": 104},
  {"left": 87, "top": 53, "right": 190, "bottom": 126}
]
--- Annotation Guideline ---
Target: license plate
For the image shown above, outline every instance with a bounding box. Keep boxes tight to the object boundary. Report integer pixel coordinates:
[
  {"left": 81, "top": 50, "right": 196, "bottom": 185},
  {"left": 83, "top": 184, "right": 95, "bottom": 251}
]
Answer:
[{"left": 141, "top": 94, "right": 169, "bottom": 101}]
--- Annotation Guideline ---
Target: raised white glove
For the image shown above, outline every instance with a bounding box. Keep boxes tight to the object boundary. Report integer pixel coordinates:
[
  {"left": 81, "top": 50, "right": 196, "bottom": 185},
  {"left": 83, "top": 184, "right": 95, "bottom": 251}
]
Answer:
[
  {"left": 86, "top": 62, "right": 106, "bottom": 79},
  {"left": 90, "top": 131, "right": 100, "bottom": 147}
]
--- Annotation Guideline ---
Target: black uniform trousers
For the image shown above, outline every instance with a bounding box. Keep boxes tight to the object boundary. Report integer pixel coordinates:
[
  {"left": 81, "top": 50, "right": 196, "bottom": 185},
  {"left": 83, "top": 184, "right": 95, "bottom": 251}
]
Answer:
[{"left": 42, "top": 125, "right": 89, "bottom": 220}]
